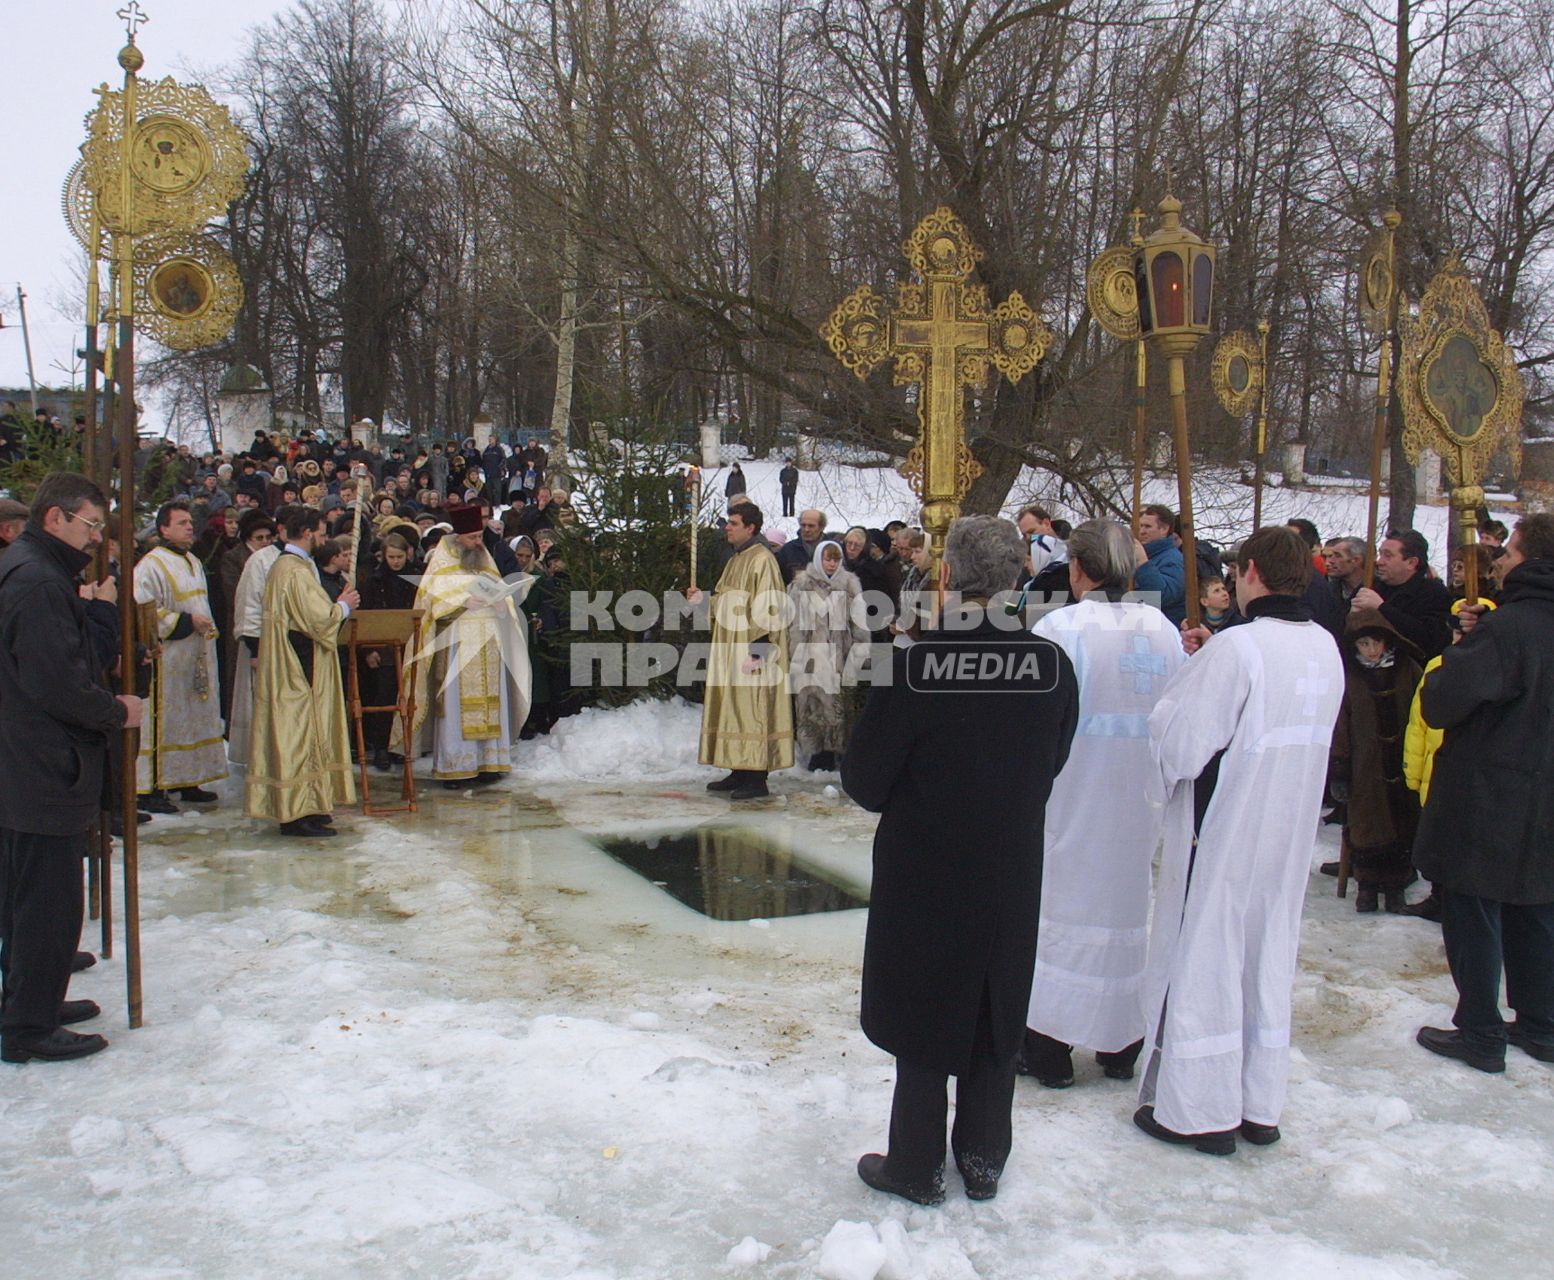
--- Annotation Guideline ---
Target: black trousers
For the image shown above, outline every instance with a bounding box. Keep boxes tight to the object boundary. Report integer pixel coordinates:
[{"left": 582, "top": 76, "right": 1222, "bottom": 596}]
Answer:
[
  {"left": 1441, "top": 888, "right": 1554, "bottom": 1055},
  {"left": 0, "top": 828, "right": 85, "bottom": 1040},
  {"left": 885, "top": 984, "right": 1016, "bottom": 1185},
  {"left": 781, "top": 492, "right": 796, "bottom": 517}
]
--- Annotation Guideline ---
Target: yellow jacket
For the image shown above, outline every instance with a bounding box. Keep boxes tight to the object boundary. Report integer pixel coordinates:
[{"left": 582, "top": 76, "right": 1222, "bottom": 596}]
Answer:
[{"left": 1403, "top": 654, "right": 1444, "bottom": 804}]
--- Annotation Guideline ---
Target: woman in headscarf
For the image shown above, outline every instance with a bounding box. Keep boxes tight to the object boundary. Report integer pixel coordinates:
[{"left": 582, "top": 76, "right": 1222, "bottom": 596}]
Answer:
[
  {"left": 265, "top": 464, "right": 290, "bottom": 513},
  {"left": 788, "top": 539, "right": 867, "bottom": 771}
]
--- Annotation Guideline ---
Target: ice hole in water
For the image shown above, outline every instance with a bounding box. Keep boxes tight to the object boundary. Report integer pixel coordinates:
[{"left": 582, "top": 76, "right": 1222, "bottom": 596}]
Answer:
[{"left": 594, "top": 826, "right": 868, "bottom": 921}]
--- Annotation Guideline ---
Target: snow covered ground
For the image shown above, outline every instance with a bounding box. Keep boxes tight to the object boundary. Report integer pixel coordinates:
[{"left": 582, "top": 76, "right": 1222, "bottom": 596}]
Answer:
[{"left": 5, "top": 701, "right": 1551, "bottom": 1279}]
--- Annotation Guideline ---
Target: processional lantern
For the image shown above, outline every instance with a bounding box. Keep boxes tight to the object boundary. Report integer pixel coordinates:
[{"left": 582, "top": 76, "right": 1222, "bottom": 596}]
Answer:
[{"left": 1134, "top": 192, "right": 1216, "bottom": 626}]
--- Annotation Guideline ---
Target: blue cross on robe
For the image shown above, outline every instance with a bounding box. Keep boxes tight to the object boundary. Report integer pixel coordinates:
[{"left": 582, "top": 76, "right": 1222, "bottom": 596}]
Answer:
[{"left": 1119, "top": 633, "right": 1169, "bottom": 695}]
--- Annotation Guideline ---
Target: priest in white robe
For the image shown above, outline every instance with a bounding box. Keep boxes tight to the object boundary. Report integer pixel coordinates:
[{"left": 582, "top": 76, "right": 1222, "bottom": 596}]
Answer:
[
  {"left": 134, "top": 501, "right": 227, "bottom": 809},
  {"left": 395, "top": 504, "right": 530, "bottom": 787},
  {"left": 1136, "top": 526, "right": 1343, "bottom": 1155},
  {"left": 1023, "top": 519, "right": 1184, "bottom": 1088}
]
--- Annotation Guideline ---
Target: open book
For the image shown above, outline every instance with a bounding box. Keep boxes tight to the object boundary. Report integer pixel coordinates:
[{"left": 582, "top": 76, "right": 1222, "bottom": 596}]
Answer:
[{"left": 467, "top": 572, "right": 536, "bottom": 609}]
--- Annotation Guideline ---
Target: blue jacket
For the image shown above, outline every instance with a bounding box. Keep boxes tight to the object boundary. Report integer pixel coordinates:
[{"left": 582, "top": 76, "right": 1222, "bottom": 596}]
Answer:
[{"left": 1133, "top": 536, "right": 1185, "bottom": 625}]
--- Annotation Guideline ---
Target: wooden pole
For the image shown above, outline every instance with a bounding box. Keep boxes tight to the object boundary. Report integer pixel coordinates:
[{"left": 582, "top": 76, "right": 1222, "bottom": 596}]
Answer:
[
  {"left": 116, "top": 48, "right": 144, "bottom": 1029},
  {"left": 1363, "top": 212, "right": 1402, "bottom": 589},
  {"left": 1253, "top": 320, "right": 1270, "bottom": 531},
  {"left": 1168, "top": 356, "right": 1201, "bottom": 629},
  {"left": 687, "top": 467, "right": 701, "bottom": 593},
  {"left": 1131, "top": 339, "right": 1147, "bottom": 536}
]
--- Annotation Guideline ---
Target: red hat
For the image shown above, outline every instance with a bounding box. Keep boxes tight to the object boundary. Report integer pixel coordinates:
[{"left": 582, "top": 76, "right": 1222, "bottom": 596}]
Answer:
[{"left": 446, "top": 503, "right": 483, "bottom": 535}]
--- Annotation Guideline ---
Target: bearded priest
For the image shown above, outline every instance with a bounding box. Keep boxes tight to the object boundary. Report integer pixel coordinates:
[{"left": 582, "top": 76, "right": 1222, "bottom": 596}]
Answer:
[
  {"left": 245, "top": 506, "right": 358, "bottom": 838},
  {"left": 395, "top": 503, "right": 530, "bottom": 788},
  {"left": 687, "top": 500, "right": 794, "bottom": 801},
  {"left": 134, "top": 500, "right": 228, "bottom": 811}
]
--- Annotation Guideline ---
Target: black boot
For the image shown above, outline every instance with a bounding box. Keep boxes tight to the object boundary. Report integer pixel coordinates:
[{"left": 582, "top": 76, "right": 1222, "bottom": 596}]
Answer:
[
  {"left": 1096, "top": 1038, "right": 1145, "bottom": 1081},
  {"left": 1133, "top": 1105, "right": 1236, "bottom": 1156},
  {"left": 372, "top": 747, "right": 393, "bottom": 771},
  {"left": 1016, "top": 1029, "right": 1074, "bottom": 1088},
  {"left": 856, "top": 1153, "right": 945, "bottom": 1206},
  {"left": 178, "top": 786, "right": 219, "bottom": 804},
  {"left": 1355, "top": 885, "right": 1379, "bottom": 913},
  {"left": 729, "top": 772, "right": 770, "bottom": 801},
  {"left": 1399, "top": 888, "right": 1443, "bottom": 922},
  {"left": 706, "top": 771, "right": 742, "bottom": 792},
  {"left": 141, "top": 790, "right": 178, "bottom": 814}
]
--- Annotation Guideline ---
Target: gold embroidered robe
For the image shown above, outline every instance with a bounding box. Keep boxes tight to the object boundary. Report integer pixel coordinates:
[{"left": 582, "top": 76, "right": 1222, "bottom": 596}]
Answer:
[
  {"left": 134, "top": 545, "right": 228, "bottom": 791},
  {"left": 699, "top": 539, "right": 794, "bottom": 771},
  {"left": 245, "top": 552, "right": 356, "bottom": 823},
  {"left": 392, "top": 539, "right": 531, "bottom": 778}
]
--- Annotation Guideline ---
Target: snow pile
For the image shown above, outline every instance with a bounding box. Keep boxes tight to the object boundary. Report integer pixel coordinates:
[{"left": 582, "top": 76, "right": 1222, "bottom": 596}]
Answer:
[
  {"left": 725, "top": 1235, "right": 773, "bottom": 1267},
  {"left": 813, "top": 1220, "right": 888, "bottom": 1280},
  {"left": 511, "top": 696, "right": 706, "bottom": 782}
]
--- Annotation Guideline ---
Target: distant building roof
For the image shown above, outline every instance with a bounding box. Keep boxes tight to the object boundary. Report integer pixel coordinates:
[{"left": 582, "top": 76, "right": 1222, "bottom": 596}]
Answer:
[{"left": 219, "top": 364, "right": 269, "bottom": 394}]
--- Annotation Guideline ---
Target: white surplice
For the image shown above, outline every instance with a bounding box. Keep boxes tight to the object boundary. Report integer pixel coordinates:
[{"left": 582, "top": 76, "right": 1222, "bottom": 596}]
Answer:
[
  {"left": 134, "top": 545, "right": 228, "bottom": 792},
  {"left": 226, "top": 543, "right": 281, "bottom": 767},
  {"left": 1138, "top": 614, "right": 1342, "bottom": 1134},
  {"left": 1027, "top": 598, "right": 1184, "bottom": 1052}
]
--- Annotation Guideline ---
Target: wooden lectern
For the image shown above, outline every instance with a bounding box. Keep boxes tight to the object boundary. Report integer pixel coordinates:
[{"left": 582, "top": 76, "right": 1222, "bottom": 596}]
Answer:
[{"left": 343, "top": 608, "right": 425, "bottom": 816}]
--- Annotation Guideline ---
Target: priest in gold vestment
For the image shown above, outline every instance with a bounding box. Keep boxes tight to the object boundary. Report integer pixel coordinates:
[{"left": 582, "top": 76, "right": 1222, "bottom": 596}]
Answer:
[
  {"left": 394, "top": 504, "right": 530, "bottom": 788},
  {"left": 245, "top": 507, "right": 358, "bottom": 838},
  {"left": 690, "top": 500, "right": 793, "bottom": 800}
]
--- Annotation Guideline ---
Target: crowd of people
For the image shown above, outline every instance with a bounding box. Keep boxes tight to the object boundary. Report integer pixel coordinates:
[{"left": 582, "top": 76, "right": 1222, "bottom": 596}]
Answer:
[{"left": 1, "top": 437, "right": 1549, "bottom": 1228}]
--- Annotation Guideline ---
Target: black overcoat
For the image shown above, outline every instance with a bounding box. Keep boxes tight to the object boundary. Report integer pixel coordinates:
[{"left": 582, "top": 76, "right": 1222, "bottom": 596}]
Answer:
[
  {"left": 0, "top": 529, "right": 127, "bottom": 836},
  {"left": 1377, "top": 571, "right": 1455, "bottom": 661},
  {"left": 1414, "top": 559, "right": 1554, "bottom": 903},
  {"left": 842, "top": 613, "right": 1078, "bottom": 1076}
]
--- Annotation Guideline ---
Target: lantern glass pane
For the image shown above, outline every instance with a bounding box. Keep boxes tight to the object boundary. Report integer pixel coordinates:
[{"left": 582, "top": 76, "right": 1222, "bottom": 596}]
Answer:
[
  {"left": 1152, "top": 252, "right": 1185, "bottom": 328},
  {"left": 1192, "top": 253, "right": 1214, "bottom": 326},
  {"left": 1135, "top": 258, "right": 1153, "bottom": 332}
]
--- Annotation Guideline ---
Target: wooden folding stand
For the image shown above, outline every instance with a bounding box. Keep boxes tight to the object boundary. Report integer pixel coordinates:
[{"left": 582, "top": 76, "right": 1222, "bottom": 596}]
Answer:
[{"left": 344, "top": 608, "right": 425, "bottom": 817}]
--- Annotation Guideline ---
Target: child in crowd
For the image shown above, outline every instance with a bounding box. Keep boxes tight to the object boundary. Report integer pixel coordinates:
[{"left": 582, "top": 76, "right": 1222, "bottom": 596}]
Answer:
[
  {"left": 1330, "top": 611, "right": 1424, "bottom": 913},
  {"left": 1200, "top": 574, "right": 1232, "bottom": 633}
]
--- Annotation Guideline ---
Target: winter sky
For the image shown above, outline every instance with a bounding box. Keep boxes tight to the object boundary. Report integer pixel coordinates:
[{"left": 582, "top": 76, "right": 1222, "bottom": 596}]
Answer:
[{"left": 0, "top": 1, "right": 285, "bottom": 412}]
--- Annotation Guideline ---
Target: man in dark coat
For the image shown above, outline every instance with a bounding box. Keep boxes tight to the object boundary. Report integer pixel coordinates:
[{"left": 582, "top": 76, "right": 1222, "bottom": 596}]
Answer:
[
  {"left": 842, "top": 515, "right": 1078, "bottom": 1204},
  {"left": 1413, "top": 514, "right": 1554, "bottom": 1073},
  {"left": 778, "top": 458, "right": 799, "bottom": 517},
  {"left": 1350, "top": 528, "right": 1453, "bottom": 660},
  {"left": 1, "top": 472, "right": 141, "bottom": 1064},
  {"left": 724, "top": 463, "right": 747, "bottom": 502},
  {"left": 481, "top": 437, "right": 508, "bottom": 506}
]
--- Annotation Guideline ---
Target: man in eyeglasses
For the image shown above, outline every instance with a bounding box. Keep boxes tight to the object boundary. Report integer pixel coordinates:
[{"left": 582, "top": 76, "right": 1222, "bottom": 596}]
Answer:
[{"left": 0, "top": 472, "right": 143, "bottom": 1063}]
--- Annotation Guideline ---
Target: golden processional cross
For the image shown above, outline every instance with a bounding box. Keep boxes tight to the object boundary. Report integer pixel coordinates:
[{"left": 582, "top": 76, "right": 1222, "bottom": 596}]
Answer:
[{"left": 822, "top": 207, "right": 1051, "bottom": 558}]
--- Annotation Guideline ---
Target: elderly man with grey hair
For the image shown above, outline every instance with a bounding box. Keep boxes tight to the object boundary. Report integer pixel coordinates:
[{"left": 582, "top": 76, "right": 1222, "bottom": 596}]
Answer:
[
  {"left": 1019, "top": 518, "right": 1184, "bottom": 1090},
  {"left": 842, "top": 515, "right": 1079, "bottom": 1205}
]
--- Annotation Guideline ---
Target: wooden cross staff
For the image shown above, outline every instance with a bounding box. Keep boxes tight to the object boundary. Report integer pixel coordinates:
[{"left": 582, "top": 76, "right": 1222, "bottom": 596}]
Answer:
[{"left": 822, "top": 207, "right": 1051, "bottom": 561}]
